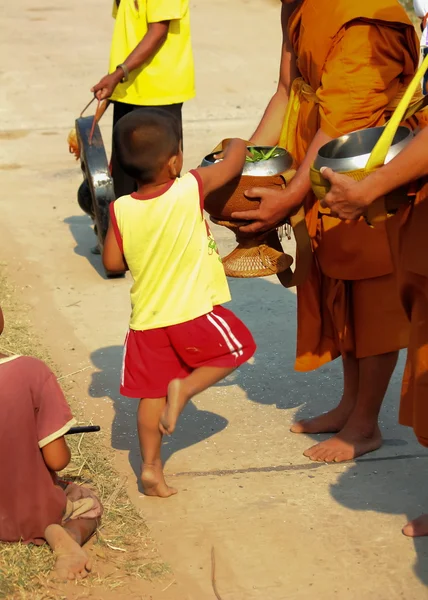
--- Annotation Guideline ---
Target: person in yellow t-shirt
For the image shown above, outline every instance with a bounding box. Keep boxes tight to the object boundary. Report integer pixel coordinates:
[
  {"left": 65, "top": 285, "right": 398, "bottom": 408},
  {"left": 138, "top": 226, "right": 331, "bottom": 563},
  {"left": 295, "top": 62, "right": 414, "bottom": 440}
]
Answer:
[
  {"left": 91, "top": 0, "right": 195, "bottom": 198},
  {"left": 102, "top": 109, "right": 256, "bottom": 498}
]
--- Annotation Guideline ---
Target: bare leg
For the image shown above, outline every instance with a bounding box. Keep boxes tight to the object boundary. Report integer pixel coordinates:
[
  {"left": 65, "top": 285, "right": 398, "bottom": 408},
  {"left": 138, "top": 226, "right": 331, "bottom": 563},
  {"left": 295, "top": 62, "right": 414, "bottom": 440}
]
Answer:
[
  {"left": 45, "top": 518, "right": 97, "bottom": 581},
  {"left": 291, "top": 354, "right": 359, "bottom": 434},
  {"left": 304, "top": 351, "right": 398, "bottom": 463},
  {"left": 402, "top": 514, "right": 428, "bottom": 537},
  {"left": 138, "top": 397, "right": 177, "bottom": 498},
  {"left": 160, "top": 366, "right": 235, "bottom": 435}
]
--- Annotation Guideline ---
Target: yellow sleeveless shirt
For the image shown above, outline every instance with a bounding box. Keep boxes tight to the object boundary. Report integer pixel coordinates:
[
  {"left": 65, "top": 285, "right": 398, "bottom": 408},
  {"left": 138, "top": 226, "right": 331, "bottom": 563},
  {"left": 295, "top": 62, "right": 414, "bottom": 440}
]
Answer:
[{"left": 111, "top": 171, "right": 231, "bottom": 331}]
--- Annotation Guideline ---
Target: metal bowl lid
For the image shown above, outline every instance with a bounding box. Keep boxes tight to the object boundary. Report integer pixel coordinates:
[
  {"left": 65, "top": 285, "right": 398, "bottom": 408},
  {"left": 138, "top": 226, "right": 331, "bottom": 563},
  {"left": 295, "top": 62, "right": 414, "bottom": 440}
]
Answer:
[{"left": 201, "top": 146, "right": 293, "bottom": 176}]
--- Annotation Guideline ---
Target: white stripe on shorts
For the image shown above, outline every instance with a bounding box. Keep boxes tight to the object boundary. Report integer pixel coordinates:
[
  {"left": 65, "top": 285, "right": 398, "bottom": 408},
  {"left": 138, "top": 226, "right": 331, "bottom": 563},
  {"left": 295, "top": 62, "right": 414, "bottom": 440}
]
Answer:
[
  {"left": 121, "top": 331, "right": 130, "bottom": 387},
  {"left": 206, "top": 313, "right": 241, "bottom": 359},
  {"left": 210, "top": 311, "right": 244, "bottom": 357}
]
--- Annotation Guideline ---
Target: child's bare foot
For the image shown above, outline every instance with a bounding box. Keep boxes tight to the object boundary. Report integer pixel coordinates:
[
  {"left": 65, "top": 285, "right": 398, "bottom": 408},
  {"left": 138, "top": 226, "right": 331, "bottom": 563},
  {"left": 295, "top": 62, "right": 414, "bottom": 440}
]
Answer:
[
  {"left": 141, "top": 463, "right": 177, "bottom": 498},
  {"left": 402, "top": 514, "right": 428, "bottom": 537},
  {"left": 160, "top": 378, "right": 189, "bottom": 435},
  {"left": 44, "top": 524, "right": 92, "bottom": 581}
]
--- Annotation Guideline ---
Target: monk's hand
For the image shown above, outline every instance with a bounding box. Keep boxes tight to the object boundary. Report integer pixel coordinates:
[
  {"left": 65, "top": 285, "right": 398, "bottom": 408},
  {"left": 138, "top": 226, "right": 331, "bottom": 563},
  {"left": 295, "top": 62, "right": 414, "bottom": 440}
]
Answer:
[
  {"left": 320, "top": 167, "right": 369, "bottom": 220},
  {"left": 231, "top": 187, "right": 297, "bottom": 234},
  {"left": 91, "top": 71, "right": 123, "bottom": 101}
]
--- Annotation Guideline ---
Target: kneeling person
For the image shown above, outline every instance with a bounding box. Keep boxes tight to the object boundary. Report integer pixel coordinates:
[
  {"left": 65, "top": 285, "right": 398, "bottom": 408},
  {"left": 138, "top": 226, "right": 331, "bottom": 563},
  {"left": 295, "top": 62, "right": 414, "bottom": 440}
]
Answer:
[
  {"left": 0, "top": 305, "right": 102, "bottom": 580},
  {"left": 103, "top": 109, "right": 256, "bottom": 498}
]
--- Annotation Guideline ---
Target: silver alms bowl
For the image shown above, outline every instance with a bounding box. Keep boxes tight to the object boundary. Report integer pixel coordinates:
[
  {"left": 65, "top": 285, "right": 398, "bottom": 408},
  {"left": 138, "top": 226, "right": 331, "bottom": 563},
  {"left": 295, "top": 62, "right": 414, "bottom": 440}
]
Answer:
[
  {"left": 201, "top": 146, "right": 293, "bottom": 176},
  {"left": 313, "top": 126, "right": 414, "bottom": 172}
]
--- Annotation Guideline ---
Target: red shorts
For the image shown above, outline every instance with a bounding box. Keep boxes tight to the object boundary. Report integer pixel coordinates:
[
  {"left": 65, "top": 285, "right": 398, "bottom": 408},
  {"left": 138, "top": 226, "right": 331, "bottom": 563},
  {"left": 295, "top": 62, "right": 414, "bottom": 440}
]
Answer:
[{"left": 120, "top": 306, "right": 256, "bottom": 398}]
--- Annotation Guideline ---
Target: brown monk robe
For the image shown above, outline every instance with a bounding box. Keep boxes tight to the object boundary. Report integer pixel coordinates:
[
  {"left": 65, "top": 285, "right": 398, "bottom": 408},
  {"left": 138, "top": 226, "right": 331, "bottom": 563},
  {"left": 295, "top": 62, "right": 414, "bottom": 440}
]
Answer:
[
  {"left": 397, "top": 183, "right": 428, "bottom": 536},
  {"left": 319, "top": 126, "right": 428, "bottom": 535},
  {"left": 232, "top": 0, "right": 422, "bottom": 462}
]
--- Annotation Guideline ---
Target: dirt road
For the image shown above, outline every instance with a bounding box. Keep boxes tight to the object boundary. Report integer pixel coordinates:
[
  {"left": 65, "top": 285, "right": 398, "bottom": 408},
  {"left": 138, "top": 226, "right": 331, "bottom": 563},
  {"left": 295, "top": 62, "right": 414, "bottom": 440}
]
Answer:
[{"left": 1, "top": 0, "right": 428, "bottom": 598}]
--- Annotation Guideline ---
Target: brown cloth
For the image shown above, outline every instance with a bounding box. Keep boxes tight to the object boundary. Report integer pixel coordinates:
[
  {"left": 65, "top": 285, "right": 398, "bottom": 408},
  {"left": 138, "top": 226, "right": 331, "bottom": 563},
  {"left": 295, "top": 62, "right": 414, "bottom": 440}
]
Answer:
[
  {"left": 280, "top": 0, "right": 421, "bottom": 371},
  {"left": 390, "top": 183, "right": 428, "bottom": 447},
  {"left": 63, "top": 482, "right": 103, "bottom": 522},
  {"left": 0, "top": 356, "right": 76, "bottom": 544}
]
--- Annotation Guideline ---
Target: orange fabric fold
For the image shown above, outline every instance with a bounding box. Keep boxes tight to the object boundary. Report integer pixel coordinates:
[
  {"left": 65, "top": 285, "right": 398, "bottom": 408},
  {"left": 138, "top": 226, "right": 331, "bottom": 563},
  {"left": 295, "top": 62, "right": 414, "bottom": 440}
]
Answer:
[
  {"left": 392, "top": 182, "right": 428, "bottom": 446},
  {"left": 284, "top": 0, "right": 418, "bottom": 371},
  {"left": 397, "top": 268, "right": 428, "bottom": 447}
]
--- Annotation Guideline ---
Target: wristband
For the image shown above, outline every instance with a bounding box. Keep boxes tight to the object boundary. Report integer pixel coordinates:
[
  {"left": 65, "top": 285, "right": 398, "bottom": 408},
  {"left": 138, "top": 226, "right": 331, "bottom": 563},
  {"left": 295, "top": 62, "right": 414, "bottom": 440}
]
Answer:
[{"left": 117, "top": 63, "right": 129, "bottom": 83}]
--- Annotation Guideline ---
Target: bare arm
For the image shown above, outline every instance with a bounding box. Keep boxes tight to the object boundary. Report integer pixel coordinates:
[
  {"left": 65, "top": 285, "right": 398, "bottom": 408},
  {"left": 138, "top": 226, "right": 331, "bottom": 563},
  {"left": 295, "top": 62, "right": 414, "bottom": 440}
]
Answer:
[
  {"left": 92, "top": 22, "right": 169, "bottom": 100},
  {"left": 321, "top": 127, "right": 428, "bottom": 220},
  {"left": 42, "top": 437, "right": 71, "bottom": 472},
  {"left": 250, "top": 2, "right": 298, "bottom": 146},
  {"left": 196, "top": 139, "right": 247, "bottom": 196},
  {"left": 102, "top": 223, "right": 128, "bottom": 273},
  {"left": 232, "top": 128, "right": 333, "bottom": 233}
]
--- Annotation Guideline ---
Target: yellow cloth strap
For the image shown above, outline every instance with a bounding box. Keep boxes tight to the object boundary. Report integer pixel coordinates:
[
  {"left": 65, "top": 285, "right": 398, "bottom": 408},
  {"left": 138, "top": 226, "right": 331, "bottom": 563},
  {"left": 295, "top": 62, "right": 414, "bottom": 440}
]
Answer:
[
  {"left": 364, "top": 54, "right": 428, "bottom": 224},
  {"left": 367, "top": 52, "right": 428, "bottom": 170},
  {"left": 279, "top": 78, "right": 319, "bottom": 161}
]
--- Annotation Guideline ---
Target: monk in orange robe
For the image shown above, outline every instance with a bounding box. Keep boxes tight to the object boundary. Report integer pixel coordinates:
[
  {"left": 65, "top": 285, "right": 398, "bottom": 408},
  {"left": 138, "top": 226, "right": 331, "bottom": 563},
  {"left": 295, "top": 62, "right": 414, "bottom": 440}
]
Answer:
[
  {"left": 232, "top": 0, "right": 421, "bottom": 462},
  {"left": 320, "top": 127, "right": 428, "bottom": 536}
]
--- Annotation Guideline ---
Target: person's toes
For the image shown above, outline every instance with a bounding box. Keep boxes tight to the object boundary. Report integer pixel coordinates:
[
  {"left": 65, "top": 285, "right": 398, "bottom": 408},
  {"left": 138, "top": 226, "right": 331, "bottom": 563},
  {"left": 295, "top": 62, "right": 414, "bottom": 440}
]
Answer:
[
  {"left": 402, "top": 515, "right": 428, "bottom": 537},
  {"left": 319, "top": 450, "right": 337, "bottom": 463},
  {"left": 290, "top": 421, "right": 306, "bottom": 433},
  {"left": 303, "top": 445, "right": 322, "bottom": 461}
]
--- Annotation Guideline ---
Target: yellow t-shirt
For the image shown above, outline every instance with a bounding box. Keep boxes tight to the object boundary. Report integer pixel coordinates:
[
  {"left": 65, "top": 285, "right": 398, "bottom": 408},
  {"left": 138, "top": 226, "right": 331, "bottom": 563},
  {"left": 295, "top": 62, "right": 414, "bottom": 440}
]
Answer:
[
  {"left": 109, "top": 0, "right": 195, "bottom": 106},
  {"left": 111, "top": 171, "right": 231, "bottom": 331}
]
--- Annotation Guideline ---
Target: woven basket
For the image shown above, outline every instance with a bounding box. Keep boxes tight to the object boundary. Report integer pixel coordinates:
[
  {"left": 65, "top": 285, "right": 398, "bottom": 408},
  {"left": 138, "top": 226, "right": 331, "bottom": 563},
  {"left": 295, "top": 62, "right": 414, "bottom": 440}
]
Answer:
[
  {"left": 203, "top": 141, "right": 313, "bottom": 287},
  {"left": 203, "top": 140, "right": 299, "bottom": 279}
]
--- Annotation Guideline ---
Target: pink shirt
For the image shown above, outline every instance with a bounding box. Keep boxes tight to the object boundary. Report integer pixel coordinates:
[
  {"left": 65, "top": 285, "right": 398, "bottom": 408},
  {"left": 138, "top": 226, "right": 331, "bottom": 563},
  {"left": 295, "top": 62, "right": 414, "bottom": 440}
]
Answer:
[{"left": 0, "top": 356, "right": 76, "bottom": 544}]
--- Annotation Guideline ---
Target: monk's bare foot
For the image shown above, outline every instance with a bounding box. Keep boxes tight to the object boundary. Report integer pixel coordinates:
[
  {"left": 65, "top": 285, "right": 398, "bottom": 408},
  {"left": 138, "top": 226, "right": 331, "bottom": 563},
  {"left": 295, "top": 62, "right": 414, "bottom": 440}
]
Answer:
[
  {"left": 303, "top": 425, "right": 382, "bottom": 463},
  {"left": 402, "top": 514, "right": 428, "bottom": 537},
  {"left": 291, "top": 404, "right": 352, "bottom": 434},
  {"left": 141, "top": 463, "right": 177, "bottom": 498},
  {"left": 44, "top": 524, "right": 92, "bottom": 581},
  {"left": 160, "top": 378, "right": 188, "bottom": 435}
]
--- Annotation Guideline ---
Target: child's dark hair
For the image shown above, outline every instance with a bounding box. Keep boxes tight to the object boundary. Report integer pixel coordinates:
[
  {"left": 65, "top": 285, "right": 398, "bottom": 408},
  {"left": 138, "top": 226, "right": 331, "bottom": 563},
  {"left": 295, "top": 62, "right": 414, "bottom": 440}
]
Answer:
[{"left": 113, "top": 108, "right": 181, "bottom": 184}]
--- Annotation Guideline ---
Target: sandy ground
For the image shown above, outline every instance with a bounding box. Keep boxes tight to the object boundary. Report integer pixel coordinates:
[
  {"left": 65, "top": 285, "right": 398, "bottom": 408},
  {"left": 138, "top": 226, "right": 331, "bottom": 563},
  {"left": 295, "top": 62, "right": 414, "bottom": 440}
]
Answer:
[{"left": 1, "top": 0, "right": 428, "bottom": 598}]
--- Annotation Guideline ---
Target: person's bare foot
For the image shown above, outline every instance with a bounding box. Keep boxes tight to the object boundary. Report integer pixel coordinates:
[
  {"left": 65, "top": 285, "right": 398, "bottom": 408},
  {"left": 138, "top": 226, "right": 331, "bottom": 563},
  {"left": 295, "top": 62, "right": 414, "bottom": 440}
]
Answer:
[
  {"left": 44, "top": 524, "right": 92, "bottom": 581},
  {"left": 141, "top": 463, "right": 177, "bottom": 498},
  {"left": 159, "top": 378, "right": 188, "bottom": 435},
  {"left": 402, "top": 514, "right": 428, "bottom": 537},
  {"left": 303, "top": 425, "right": 382, "bottom": 463},
  {"left": 290, "top": 404, "right": 352, "bottom": 434}
]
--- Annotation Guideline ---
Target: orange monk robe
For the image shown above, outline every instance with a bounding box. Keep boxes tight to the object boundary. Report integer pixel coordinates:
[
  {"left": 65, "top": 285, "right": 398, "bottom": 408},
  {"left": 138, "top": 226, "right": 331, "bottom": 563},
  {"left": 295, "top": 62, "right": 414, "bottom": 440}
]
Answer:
[
  {"left": 280, "top": 0, "right": 420, "bottom": 372},
  {"left": 393, "top": 184, "right": 428, "bottom": 447}
]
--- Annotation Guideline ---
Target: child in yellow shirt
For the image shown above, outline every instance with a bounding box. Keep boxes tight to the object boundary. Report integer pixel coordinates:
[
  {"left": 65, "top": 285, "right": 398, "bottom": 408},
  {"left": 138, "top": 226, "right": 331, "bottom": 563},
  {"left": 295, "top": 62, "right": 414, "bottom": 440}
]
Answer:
[{"left": 103, "top": 109, "right": 256, "bottom": 498}]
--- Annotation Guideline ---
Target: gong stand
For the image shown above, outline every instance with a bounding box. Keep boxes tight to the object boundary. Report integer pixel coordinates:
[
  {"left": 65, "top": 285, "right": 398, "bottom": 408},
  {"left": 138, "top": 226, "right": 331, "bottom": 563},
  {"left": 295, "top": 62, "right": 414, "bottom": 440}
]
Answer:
[{"left": 75, "top": 98, "right": 122, "bottom": 277}]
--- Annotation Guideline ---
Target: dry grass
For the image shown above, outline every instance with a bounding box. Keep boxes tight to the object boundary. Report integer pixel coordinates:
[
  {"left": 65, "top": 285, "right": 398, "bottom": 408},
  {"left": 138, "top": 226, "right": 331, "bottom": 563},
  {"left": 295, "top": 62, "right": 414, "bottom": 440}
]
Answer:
[{"left": 0, "top": 266, "right": 169, "bottom": 599}]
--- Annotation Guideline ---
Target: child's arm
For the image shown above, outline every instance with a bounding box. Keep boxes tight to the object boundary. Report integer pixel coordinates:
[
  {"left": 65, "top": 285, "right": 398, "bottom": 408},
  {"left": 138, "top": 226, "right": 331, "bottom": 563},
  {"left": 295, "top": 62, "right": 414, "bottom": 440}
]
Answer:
[
  {"left": 103, "top": 222, "right": 128, "bottom": 273},
  {"left": 196, "top": 139, "right": 247, "bottom": 197},
  {"left": 42, "top": 437, "right": 71, "bottom": 472}
]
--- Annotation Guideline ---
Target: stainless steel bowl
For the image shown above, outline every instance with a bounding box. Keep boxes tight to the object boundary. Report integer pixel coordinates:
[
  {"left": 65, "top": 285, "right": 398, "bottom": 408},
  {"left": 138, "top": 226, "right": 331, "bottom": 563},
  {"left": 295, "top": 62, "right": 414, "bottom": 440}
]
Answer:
[
  {"left": 201, "top": 146, "right": 293, "bottom": 176},
  {"left": 313, "top": 126, "right": 414, "bottom": 172}
]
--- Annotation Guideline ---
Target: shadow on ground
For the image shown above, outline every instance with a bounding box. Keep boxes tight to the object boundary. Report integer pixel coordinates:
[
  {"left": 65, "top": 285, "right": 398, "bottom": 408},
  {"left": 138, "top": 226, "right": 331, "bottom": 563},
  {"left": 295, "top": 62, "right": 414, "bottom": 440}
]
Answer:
[
  {"left": 64, "top": 214, "right": 107, "bottom": 279},
  {"left": 87, "top": 274, "right": 428, "bottom": 585},
  {"left": 332, "top": 455, "right": 428, "bottom": 586}
]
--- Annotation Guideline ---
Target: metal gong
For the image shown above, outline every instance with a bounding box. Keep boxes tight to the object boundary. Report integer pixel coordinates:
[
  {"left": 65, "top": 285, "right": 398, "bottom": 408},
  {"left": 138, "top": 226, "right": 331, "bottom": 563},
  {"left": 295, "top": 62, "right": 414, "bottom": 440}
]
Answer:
[{"left": 75, "top": 115, "right": 117, "bottom": 276}]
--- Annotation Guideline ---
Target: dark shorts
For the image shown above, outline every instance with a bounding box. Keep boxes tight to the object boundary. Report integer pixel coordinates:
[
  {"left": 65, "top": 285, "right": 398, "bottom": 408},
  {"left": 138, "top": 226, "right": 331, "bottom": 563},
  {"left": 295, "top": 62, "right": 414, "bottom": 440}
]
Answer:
[
  {"left": 120, "top": 306, "right": 256, "bottom": 398},
  {"left": 111, "top": 101, "right": 183, "bottom": 198}
]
